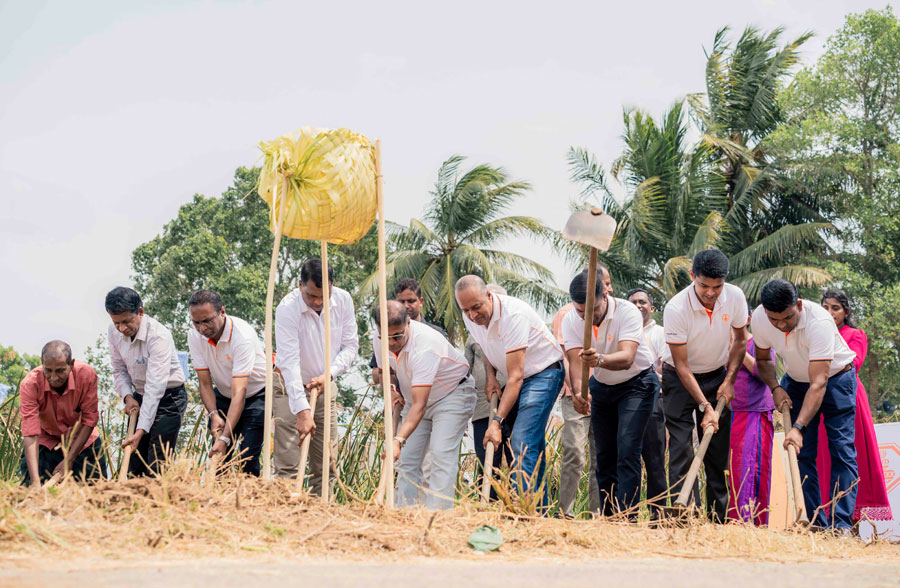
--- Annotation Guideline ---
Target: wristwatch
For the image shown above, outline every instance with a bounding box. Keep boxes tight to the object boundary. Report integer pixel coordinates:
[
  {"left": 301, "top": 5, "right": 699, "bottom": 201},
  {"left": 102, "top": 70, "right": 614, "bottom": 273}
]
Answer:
[
  {"left": 492, "top": 415, "right": 504, "bottom": 425},
  {"left": 217, "top": 435, "right": 232, "bottom": 447},
  {"left": 792, "top": 422, "right": 807, "bottom": 436}
]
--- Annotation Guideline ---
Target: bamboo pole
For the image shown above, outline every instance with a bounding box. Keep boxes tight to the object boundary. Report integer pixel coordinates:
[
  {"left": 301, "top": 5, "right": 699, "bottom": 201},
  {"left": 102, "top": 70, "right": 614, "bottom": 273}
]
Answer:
[
  {"left": 674, "top": 397, "right": 727, "bottom": 507},
  {"left": 320, "top": 240, "right": 333, "bottom": 503},
  {"left": 118, "top": 411, "right": 137, "bottom": 482},
  {"left": 262, "top": 176, "right": 288, "bottom": 481},
  {"left": 375, "top": 140, "right": 395, "bottom": 508},
  {"left": 294, "top": 388, "right": 318, "bottom": 492}
]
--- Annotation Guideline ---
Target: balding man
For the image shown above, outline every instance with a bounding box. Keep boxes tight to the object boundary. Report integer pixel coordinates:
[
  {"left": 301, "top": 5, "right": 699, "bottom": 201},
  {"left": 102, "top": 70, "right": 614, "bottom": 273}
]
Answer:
[
  {"left": 19, "top": 341, "right": 106, "bottom": 485},
  {"left": 455, "top": 275, "right": 565, "bottom": 503},
  {"left": 373, "top": 301, "right": 475, "bottom": 509}
]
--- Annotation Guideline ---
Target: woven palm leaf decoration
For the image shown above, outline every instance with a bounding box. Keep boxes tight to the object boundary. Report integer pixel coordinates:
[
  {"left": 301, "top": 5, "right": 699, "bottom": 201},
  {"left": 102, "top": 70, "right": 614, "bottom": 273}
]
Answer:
[{"left": 258, "top": 127, "right": 377, "bottom": 244}]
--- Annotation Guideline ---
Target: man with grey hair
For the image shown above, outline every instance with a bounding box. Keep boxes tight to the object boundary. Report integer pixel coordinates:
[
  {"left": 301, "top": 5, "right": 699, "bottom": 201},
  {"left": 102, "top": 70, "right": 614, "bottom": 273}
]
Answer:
[
  {"left": 456, "top": 275, "right": 564, "bottom": 505},
  {"left": 19, "top": 341, "right": 106, "bottom": 485},
  {"left": 373, "top": 300, "right": 475, "bottom": 509}
]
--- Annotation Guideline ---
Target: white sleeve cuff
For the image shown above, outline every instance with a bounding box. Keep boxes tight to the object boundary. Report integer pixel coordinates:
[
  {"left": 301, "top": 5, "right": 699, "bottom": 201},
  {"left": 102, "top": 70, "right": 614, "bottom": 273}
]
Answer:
[{"left": 287, "top": 381, "right": 311, "bottom": 414}]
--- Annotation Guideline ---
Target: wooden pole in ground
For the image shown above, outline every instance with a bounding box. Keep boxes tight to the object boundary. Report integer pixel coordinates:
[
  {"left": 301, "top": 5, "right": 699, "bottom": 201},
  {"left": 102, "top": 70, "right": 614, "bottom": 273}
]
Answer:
[
  {"left": 375, "top": 140, "right": 395, "bottom": 508},
  {"left": 294, "top": 388, "right": 318, "bottom": 492},
  {"left": 320, "top": 240, "right": 333, "bottom": 503},
  {"left": 780, "top": 401, "right": 809, "bottom": 524},
  {"left": 118, "top": 411, "right": 137, "bottom": 482},
  {"left": 262, "top": 176, "right": 289, "bottom": 481}
]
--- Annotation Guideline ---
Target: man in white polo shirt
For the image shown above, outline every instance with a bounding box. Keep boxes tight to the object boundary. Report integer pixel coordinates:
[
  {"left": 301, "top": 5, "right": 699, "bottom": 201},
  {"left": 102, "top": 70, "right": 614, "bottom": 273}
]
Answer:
[
  {"left": 373, "top": 301, "right": 475, "bottom": 510},
  {"left": 565, "top": 271, "right": 657, "bottom": 517},
  {"left": 105, "top": 286, "right": 187, "bottom": 477},
  {"left": 662, "top": 249, "right": 748, "bottom": 522},
  {"left": 626, "top": 287, "right": 667, "bottom": 518},
  {"left": 751, "top": 279, "right": 858, "bottom": 531},
  {"left": 455, "top": 275, "right": 565, "bottom": 505},
  {"left": 275, "top": 258, "right": 359, "bottom": 494},
  {"left": 187, "top": 290, "right": 269, "bottom": 476}
]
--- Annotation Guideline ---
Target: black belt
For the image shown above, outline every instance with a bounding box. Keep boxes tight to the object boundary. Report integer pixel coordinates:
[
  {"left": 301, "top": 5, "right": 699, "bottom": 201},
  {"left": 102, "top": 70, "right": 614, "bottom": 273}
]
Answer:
[{"left": 662, "top": 363, "right": 726, "bottom": 378}]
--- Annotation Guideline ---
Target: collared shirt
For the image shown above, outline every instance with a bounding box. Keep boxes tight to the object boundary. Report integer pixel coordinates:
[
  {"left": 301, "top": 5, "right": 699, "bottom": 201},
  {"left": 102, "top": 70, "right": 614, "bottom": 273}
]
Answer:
[
  {"left": 642, "top": 320, "right": 666, "bottom": 370},
  {"left": 463, "top": 293, "right": 563, "bottom": 379},
  {"left": 663, "top": 282, "right": 749, "bottom": 373},
  {"left": 188, "top": 315, "right": 268, "bottom": 398},
  {"left": 561, "top": 297, "right": 654, "bottom": 385},
  {"left": 750, "top": 300, "right": 856, "bottom": 383},
  {"left": 552, "top": 303, "right": 575, "bottom": 396},
  {"left": 107, "top": 314, "right": 185, "bottom": 433},
  {"left": 374, "top": 320, "right": 470, "bottom": 406},
  {"left": 466, "top": 335, "right": 507, "bottom": 421},
  {"left": 275, "top": 286, "right": 359, "bottom": 414},
  {"left": 369, "top": 319, "right": 448, "bottom": 369},
  {"left": 19, "top": 360, "right": 100, "bottom": 451}
]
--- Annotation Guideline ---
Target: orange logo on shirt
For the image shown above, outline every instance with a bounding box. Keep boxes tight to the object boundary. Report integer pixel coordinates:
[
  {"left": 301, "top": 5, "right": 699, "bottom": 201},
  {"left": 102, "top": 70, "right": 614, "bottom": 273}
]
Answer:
[
  {"left": 607, "top": 335, "right": 613, "bottom": 342},
  {"left": 226, "top": 354, "right": 232, "bottom": 361},
  {"left": 722, "top": 314, "right": 730, "bottom": 322}
]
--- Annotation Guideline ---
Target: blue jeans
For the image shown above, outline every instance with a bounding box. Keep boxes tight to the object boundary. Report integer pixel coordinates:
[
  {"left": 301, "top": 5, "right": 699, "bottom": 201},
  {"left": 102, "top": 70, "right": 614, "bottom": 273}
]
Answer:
[
  {"left": 508, "top": 363, "right": 565, "bottom": 505},
  {"left": 590, "top": 368, "right": 658, "bottom": 516},
  {"left": 782, "top": 368, "right": 858, "bottom": 529}
]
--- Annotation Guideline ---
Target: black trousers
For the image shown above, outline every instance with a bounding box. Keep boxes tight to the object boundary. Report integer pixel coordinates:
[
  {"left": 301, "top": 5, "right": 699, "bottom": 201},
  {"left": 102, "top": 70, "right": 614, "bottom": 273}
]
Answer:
[
  {"left": 212, "top": 389, "right": 266, "bottom": 477},
  {"left": 472, "top": 397, "right": 518, "bottom": 500},
  {"left": 590, "top": 368, "right": 657, "bottom": 517},
  {"left": 641, "top": 392, "right": 668, "bottom": 517},
  {"left": 662, "top": 365, "right": 731, "bottom": 523},
  {"left": 127, "top": 385, "right": 188, "bottom": 477},
  {"left": 20, "top": 437, "right": 107, "bottom": 485}
]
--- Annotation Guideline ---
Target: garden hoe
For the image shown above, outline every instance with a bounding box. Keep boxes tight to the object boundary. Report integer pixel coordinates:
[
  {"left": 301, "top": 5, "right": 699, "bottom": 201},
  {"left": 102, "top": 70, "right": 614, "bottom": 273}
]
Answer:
[
  {"left": 118, "top": 410, "right": 137, "bottom": 482},
  {"left": 664, "top": 396, "right": 727, "bottom": 522},
  {"left": 780, "top": 401, "right": 809, "bottom": 526},
  {"left": 561, "top": 208, "right": 617, "bottom": 401}
]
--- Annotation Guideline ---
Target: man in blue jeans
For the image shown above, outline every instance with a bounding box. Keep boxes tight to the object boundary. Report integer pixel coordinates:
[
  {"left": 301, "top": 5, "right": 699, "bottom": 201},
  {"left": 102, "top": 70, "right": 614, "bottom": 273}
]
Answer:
[
  {"left": 751, "top": 279, "right": 858, "bottom": 530},
  {"left": 456, "top": 275, "right": 565, "bottom": 505},
  {"left": 564, "top": 270, "right": 658, "bottom": 517}
]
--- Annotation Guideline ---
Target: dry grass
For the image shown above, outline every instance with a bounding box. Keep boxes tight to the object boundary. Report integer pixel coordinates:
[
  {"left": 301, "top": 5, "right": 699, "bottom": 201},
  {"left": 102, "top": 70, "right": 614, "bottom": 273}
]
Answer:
[{"left": 1, "top": 459, "right": 898, "bottom": 567}]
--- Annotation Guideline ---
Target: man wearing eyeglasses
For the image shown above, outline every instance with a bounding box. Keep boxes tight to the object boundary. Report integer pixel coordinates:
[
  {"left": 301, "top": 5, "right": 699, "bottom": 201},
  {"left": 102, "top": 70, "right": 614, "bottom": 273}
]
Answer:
[
  {"left": 274, "top": 258, "right": 359, "bottom": 494},
  {"left": 187, "top": 289, "right": 269, "bottom": 476},
  {"left": 373, "top": 300, "right": 475, "bottom": 509}
]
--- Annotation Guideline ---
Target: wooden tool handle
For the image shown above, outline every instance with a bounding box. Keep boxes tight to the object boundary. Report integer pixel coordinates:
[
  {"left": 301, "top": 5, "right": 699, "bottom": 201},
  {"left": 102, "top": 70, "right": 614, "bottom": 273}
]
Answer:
[
  {"left": 295, "top": 388, "right": 319, "bottom": 492},
  {"left": 780, "top": 401, "right": 809, "bottom": 523},
  {"left": 118, "top": 412, "right": 138, "bottom": 482},
  {"left": 675, "top": 396, "right": 726, "bottom": 506},
  {"left": 580, "top": 247, "right": 599, "bottom": 400},
  {"left": 480, "top": 393, "right": 500, "bottom": 502}
]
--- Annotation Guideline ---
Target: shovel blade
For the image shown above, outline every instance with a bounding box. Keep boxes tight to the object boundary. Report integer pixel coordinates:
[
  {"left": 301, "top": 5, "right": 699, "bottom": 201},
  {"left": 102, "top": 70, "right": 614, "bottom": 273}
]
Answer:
[{"left": 563, "top": 208, "right": 617, "bottom": 252}]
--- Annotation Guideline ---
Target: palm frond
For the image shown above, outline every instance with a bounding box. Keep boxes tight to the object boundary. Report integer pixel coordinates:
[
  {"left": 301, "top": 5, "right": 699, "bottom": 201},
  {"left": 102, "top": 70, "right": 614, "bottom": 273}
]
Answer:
[
  {"left": 730, "top": 264, "right": 831, "bottom": 303},
  {"left": 728, "top": 222, "right": 832, "bottom": 276}
]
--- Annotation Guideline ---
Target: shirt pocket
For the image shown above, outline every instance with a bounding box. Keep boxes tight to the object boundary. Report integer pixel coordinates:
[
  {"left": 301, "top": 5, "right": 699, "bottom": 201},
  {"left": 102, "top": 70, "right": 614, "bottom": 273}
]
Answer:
[{"left": 132, "top": 357, "right": 148, "bottom": 383}]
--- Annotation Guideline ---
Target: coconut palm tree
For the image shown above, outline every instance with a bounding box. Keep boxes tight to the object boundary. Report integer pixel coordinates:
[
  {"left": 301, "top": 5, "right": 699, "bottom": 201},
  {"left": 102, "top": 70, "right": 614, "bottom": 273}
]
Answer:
[{"left": 359, "top": 155, "right": 565, "bottom": 344}]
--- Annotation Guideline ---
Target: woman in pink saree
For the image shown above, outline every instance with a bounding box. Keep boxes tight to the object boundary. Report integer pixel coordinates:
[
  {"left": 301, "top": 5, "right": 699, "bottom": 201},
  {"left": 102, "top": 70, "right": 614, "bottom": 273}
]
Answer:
[{"left": 818, "top": 289, "right": 892, "bottom": 523}]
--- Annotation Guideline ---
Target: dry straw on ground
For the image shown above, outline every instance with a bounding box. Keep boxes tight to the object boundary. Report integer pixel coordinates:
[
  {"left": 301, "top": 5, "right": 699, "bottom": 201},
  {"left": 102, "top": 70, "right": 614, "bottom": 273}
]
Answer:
[{"left": 1, "top": 459, "right": 897, "bottom": 565}]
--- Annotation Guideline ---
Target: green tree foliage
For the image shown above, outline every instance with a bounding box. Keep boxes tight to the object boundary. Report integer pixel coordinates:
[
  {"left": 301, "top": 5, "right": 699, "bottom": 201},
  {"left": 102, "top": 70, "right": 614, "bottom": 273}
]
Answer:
[
  {"left": 772, "top": 7, "right": 900, "bottom": 410},
  {"left": 568, "top": 26, "right": 831, "bottom": 302},
  {"left": 131, "top": 167, "right": 379, "bottom": 351},
  {"left": 359, "top": 156, "right": 565, "bottom": 344},
  {"left": 0, "top": 344, "right": 39, "bottom": 389}
]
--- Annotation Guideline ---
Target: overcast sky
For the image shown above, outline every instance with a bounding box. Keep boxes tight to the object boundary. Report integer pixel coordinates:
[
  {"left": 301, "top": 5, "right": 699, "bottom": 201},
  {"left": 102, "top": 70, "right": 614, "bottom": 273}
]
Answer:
[{"left": 0, "top": 0, "right": 891, "bottom": 359}]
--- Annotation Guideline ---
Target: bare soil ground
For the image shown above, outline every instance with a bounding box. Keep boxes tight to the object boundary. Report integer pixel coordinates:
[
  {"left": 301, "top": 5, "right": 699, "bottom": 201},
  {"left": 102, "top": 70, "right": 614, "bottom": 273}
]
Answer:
[{"left": 2, "top": 470, "right": 899, "bottom": 587}]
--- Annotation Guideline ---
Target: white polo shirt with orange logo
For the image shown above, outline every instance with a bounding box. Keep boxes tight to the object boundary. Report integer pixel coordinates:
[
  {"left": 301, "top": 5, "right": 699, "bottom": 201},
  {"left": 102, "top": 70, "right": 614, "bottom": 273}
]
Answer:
[
  {"left": 373, "top": 320, "right": 470, "bottom": 406},
  {"left": 188, "top": 315, "right": 268, "bottom": 398},
  {"left": 561, "top": 297, "right": 654, "bottom": 385},
  {"left": 463, "top": 294, "right": 563, "bottom": 379},
  {"left": 662, "top": 282, "right": 749, "bottom": 374},
  {"left": 750, "top": 300, "right": 856, "bottom": 383}
]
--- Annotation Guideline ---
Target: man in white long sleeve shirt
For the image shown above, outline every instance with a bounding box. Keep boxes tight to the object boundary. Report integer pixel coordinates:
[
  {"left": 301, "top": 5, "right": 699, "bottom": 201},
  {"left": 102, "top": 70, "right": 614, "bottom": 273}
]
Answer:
[
  {"left": 373, "top": 301, "right": 475, "bottom": 509},
  {"left": 106, "top": 287, "right": 186, "bottom": 476},
  {"left": 275, "top": 258, "right": 359, "bottom": 494}
]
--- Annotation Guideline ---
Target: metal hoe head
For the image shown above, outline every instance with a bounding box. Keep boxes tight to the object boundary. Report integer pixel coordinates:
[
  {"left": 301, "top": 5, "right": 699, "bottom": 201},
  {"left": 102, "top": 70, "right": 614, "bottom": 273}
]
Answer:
[{"left": 562, "top": 208, "right": 617, "bottom": 252}]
